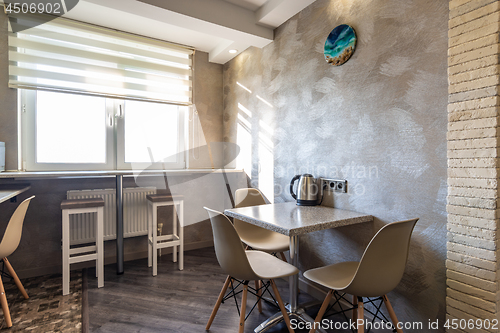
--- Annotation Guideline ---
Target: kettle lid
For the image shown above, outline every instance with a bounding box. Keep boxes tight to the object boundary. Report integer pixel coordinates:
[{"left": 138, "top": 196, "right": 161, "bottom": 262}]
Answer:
[{"left": 302, "top": 173, "right": 313, "bottom": 177}]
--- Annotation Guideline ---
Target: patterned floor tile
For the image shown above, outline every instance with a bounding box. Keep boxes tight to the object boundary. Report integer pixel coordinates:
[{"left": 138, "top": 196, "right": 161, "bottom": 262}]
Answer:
[{"left": 0, "top": 271, "right": 82, "bottom": 332}]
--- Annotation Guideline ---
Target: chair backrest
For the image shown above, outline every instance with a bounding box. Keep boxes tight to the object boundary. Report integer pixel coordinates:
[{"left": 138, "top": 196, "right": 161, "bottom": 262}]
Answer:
[
  {"left": 0, "top": 196, "right": 35, "bottom": 259},
  {"left": 235, "top": 188, "right": 267, "bottom": 208},
  {"left": 204, "top": 207, "right": 259, "bottom": 281},
  {"left": 234, "top": 188, "right": 267, "bottom": 235},
  {"left": 345, "top": 218, "right": 418, "bottom": 297}
]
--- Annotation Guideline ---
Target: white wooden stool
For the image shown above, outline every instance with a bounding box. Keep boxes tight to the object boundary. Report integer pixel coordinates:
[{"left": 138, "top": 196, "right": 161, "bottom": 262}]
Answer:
[
  {"left": 147, "top": 194, "right": 184, "bottom": 276},
  {"left": 61, "top": 198, "right": 104, "bottom": 295}
]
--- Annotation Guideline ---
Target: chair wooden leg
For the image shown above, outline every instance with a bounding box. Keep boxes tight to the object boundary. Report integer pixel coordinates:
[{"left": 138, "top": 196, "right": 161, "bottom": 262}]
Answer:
[
  {"left": 0, "top": 278, "right": 12, "bottom": 328},
  {"left": 352, "top": 295, "right": 358, "bottom": 323},
  {"left": 206, "top": 276, "right": 231, "bottom": 330},
  {"left": 357, "top": 297, "right": 364, "bottom": 333},
  {"left": 383, "top": 295, "right": 403, "bottom": 333},
  {"left": 270, "top": 279, "right": 294, "bottom": 333},
  {"left": 255, "top": 280, "right": 262, "bottom": 313},
  {"left": 3, "top": 258, "right": 28, "bottom": 299},
  {"left": 309, "top": 289, "right": 333, "bottom": 333},
  {"left": 239, "top": 283, "right": 249, "bottom": 333},
  {"left": 279, "top": 252, "right": 287, "bottom": 262}
]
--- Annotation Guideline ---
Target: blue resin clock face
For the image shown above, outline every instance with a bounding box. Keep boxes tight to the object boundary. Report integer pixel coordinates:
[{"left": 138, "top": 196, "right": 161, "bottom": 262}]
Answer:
[{"left": 324, "top": 24, "right": 357, "bottom": 66}]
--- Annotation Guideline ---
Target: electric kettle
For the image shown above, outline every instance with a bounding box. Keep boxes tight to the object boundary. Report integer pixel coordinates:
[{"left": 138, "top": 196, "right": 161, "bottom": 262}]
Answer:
[{"left": 290, "top": 174, "right": 318, "bottom": 206}]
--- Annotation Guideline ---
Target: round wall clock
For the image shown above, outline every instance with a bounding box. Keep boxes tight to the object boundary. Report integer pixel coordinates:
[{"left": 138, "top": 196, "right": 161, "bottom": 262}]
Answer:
[{"left": 324, "top": 24, "right": 357, "bottom": 66}]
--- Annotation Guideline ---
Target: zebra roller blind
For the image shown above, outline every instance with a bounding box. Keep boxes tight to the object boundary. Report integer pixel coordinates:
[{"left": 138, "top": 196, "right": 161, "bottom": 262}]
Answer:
[{"left": 8, "top": 14, "right": 193, "bottom": 105}]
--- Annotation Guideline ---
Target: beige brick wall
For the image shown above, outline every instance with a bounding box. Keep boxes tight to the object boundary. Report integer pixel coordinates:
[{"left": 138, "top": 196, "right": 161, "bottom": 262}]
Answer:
[{"left": 447, "top": 1, "right": 500, "bottom": 332}]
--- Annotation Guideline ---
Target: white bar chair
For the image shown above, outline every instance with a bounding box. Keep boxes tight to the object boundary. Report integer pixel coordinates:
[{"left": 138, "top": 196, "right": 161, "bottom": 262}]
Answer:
[
  {"left": 61, "top": 198, "right": 104, "bottom": 295},
  {"left": 147, "top": 194, "right": 184, "bottom": 276}
]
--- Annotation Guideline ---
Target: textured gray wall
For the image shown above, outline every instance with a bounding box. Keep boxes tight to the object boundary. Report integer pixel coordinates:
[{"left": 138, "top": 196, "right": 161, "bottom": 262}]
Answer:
[
  {"left": 189, "top": 51, "right": 225, "bottom": 169},
  {"left": 0, "top": 12, "right": 18, "bottom": 171},
  {"left": 223, "top": 0, "right": 448, "bottom": 329}
]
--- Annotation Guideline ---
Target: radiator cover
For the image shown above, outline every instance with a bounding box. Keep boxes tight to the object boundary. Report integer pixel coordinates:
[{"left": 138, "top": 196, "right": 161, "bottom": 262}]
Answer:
[{"left": 67, "top": 187, "right": 156, "bottom": 245}]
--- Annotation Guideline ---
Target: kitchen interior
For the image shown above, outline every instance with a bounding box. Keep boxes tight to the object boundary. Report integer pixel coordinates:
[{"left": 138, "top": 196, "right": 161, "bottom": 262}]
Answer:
[{"left": 0, "top": 0, "right": 496, "bottom": 332}]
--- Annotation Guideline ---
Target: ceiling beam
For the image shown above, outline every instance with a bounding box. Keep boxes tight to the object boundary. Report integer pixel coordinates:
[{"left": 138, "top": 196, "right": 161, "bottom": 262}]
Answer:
[
  {"left": 256, "top": 0, "right": 317, "bottom": 27},
  {"left": 138, "top": 0, "right": 273, "bottom": 40}
]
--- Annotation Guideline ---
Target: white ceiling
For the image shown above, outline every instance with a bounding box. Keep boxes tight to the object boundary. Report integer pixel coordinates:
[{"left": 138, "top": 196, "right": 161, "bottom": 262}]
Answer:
[{"left": 64, "top": 0, "right": 317, "bottom": 64}]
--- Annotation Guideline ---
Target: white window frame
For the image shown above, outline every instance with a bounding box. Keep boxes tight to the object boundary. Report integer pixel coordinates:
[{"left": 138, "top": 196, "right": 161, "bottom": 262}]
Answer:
[
  {"left": 20, "top": 89, "right": 186, "bottom": 171},
  {"left": 115, "top": 99, "right": 186, "bottom": 170}
]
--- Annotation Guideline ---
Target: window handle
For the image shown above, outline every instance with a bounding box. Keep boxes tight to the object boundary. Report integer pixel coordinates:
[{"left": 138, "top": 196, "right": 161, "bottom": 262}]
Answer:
[
  {"left": 115, "top": 105, "right": 124, "bottom": 119},
  {"left": 108, "top": 114, "right": 114, "bottom": 127}
]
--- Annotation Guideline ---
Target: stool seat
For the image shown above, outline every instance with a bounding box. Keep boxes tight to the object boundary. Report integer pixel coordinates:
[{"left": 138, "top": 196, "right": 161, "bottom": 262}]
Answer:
[
  {"left": 61, "top": 197, "right": 104, "bottom": 295},
  {"left": 146, "top": 194, "right": 183, "bottom": 202},
  {"left": 61, "top": 198, "right": 105, "bottom": 209},
  {"left": 147, "top": 194, "right": 184, "bottom": 275}
]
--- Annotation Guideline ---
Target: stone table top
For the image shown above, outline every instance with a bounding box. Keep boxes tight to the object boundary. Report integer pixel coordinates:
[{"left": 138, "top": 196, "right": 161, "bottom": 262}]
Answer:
[{"left": 224, "top": 202, "right": 373, "bottom": 237}]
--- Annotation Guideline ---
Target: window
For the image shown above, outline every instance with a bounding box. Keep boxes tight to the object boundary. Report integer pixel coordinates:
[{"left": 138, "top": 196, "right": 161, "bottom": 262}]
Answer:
[
  {"left": 35, "top": 91, "right": 107, "bottom": 164},
  {"left": 10, "top": 14, "right": 193, "bottom": 171},
  {"left": 21, "top": 90, "right": 186, "bottom": 171},
  {"left": 119, "top": 100, "right": 182, "bottom": 166}
]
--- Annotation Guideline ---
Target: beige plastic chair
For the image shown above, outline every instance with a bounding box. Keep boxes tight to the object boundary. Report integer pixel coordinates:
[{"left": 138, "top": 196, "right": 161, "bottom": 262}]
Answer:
[
  {"left": 0, "top": 196, "right": 35, "bottom": 328},
  {"left": 303, "top": 218, "right": 418, "bottom": 333},
  {"left": 234, "top": 188, "right": 289, "bottom": 258},
  {"left": 204, "top": 207, "right": 298, "bottom": 333},
  {"left": 235, "top": 188, "right": 292, "bottom": 312}
]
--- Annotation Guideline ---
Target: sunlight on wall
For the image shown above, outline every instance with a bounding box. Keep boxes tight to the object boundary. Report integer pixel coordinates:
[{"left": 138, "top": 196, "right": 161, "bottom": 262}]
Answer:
[
  {"left": 236, "top": 87, "right": 276, "bottom": 200},
  {"left": 256, "top": 95, "right": 273, "bottom": 108},
  {"left": 237, "top": 103, "right": 252, "bottom": 176},
  {"left": 258, "top": 119, "right": 274, "bottom": 202},
  {"left": 236, "top": 81, "right": 252, "bottom": 93}
]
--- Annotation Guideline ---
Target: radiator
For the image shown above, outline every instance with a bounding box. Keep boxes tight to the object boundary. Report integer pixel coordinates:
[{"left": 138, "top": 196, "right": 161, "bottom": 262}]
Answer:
[{"left": 67, "top": 187, "right": 156, "bottom": 245}]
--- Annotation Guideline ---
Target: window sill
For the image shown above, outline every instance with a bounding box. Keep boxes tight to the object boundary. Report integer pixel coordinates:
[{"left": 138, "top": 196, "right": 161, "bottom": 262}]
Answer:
[{"left": 0, "top": 169, "right": 244, "bottom": 179}]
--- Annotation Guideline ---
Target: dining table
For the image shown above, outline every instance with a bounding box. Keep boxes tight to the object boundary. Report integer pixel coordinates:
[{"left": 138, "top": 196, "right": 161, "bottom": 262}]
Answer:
[{"left": 225, "top": 201, "right": 373, "bottom": 333}]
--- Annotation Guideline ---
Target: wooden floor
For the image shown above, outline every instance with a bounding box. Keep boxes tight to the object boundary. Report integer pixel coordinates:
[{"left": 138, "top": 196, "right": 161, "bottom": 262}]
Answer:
[{"left": 86, "top": 248, "right": 390, "bottom": 333}]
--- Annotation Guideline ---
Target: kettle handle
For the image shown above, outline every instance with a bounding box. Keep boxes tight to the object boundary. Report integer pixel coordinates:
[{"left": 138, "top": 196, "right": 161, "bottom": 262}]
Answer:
[{"left": 290, "top": 174, "right": 301, "bottom": 200}]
